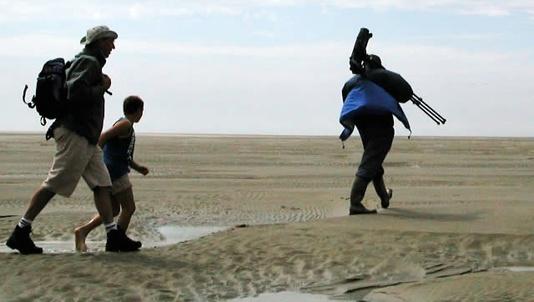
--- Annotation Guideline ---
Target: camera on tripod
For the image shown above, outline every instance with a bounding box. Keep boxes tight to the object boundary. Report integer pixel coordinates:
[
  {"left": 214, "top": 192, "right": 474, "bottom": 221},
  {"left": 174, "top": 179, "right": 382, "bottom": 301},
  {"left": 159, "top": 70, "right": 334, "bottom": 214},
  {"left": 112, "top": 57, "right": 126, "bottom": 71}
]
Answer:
[
  {"left": 349, "top": 28, "right": 446, "bottom": 125},
  {"left": 349, "top": 28, "right": 373, "bottom": 75}
]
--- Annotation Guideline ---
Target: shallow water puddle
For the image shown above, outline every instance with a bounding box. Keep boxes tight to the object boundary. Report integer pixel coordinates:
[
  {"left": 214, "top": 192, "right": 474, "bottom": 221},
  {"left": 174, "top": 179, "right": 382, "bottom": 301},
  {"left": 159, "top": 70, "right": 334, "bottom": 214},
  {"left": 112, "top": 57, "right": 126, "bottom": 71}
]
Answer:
[
  {"left": 0, "top": 225, "right": 227, "bottom": 254},
  {"left": 151, "top": 225, "right": 228, "bottom": 248},
  {"left": 492, "top": 266, "right": 534, "bottom": 272},
  {"left": 0, "top": 240, "right": 93, "bottom": 254},
  {"left": 227, "top": 291, "right": 332, "bottom": 302}
]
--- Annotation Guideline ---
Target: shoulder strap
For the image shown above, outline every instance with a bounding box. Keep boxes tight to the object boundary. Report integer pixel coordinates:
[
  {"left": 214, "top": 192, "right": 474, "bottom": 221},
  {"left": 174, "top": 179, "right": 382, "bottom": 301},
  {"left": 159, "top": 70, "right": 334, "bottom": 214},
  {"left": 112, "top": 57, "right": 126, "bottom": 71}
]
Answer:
[
  {"left": 114, "top": 118, "right": 134, "bottom": 139},
  {"left": 66, "top": 54, "right": 101, "bottom": 77}
]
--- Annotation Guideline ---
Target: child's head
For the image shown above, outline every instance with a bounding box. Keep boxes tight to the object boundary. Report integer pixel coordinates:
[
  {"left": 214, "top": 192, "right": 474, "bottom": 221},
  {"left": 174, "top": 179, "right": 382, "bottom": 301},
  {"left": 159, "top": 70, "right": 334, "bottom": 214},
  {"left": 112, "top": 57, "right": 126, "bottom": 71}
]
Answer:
[{"left": 123, "top": 95, "right": 144, "bottom": 122}]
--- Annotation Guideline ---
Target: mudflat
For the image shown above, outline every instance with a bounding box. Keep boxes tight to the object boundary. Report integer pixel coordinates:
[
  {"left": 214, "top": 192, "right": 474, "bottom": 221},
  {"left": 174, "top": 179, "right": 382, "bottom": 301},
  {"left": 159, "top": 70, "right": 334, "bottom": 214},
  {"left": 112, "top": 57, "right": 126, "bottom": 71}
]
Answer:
[{"left": 1, "top": 133, "right": 533, "bottom": 301}]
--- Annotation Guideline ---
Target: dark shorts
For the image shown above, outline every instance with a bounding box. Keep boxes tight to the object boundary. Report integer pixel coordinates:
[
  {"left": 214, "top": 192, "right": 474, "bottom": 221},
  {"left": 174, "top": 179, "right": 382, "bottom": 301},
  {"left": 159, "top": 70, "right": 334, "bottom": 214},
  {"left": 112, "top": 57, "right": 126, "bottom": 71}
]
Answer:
[{"left": 355, "top": 125, "right": 394, "bottom": 182}]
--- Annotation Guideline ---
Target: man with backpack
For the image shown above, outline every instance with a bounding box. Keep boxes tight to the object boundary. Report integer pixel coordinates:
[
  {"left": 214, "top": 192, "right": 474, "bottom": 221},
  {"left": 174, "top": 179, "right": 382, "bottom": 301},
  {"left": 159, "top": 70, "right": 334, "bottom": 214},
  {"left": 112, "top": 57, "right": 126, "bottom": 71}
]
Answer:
[
  {"left": 340, "top": 43, "right": 411, "bottom": 215},
  {"left": 6, "top": 25, "right": 141, "bottom": 254}
]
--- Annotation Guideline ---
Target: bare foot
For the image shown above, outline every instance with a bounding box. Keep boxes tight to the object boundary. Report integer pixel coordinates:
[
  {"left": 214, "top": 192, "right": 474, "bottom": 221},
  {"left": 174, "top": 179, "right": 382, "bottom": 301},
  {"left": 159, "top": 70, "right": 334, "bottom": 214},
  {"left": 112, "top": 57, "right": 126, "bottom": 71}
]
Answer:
[{"left": 75, "top": 227, "right": 88, "bottom": 252}]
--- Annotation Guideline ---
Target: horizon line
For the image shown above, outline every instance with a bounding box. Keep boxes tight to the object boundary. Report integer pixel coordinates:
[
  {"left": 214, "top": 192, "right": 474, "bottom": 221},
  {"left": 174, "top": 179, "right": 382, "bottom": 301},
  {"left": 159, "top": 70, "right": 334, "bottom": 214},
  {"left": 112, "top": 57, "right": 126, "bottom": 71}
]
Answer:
[{"left": 1, "top": 131, "right": 533, "bottom": 140}]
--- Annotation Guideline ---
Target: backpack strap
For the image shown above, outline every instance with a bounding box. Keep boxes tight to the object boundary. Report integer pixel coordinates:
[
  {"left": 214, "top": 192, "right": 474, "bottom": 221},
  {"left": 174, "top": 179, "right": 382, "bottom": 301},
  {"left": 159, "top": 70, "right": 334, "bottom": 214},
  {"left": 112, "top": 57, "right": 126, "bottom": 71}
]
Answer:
[
  {"left": 22, "top": 84, "right": 36, "bottom": 109},
  {"left": 65, "top": 54, "right": 101, "bottom": 79}
]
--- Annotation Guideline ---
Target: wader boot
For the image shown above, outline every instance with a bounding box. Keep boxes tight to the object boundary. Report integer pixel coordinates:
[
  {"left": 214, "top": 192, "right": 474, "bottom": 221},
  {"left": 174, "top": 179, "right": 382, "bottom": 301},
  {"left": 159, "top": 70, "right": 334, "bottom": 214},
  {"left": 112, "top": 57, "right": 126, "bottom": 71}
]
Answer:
[
  {"left": 349, "top": 176, "right": 377, "bottom": 215},
  {"left": 373, "top": 176, "right": 393, "bottom": 209}
]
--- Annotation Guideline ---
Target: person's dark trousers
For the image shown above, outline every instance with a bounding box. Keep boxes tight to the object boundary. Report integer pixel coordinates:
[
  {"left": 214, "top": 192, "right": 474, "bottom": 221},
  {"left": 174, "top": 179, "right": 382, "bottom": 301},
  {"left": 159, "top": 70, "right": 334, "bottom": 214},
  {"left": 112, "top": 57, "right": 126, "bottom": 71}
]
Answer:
[
  {"left": 350, "top": 120, "right": 394, "bottom": 214},
  {"left": 356, "top": 123, "right": 394, "bottom": 181}
]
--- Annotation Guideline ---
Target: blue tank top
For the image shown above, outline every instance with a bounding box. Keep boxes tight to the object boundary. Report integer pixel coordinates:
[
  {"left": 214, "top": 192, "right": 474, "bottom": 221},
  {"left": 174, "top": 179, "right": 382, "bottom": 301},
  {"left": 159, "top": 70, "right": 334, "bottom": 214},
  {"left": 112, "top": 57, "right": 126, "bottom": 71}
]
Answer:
[{"left": 103, "top": 118, "right": 135, "bottom": 181}]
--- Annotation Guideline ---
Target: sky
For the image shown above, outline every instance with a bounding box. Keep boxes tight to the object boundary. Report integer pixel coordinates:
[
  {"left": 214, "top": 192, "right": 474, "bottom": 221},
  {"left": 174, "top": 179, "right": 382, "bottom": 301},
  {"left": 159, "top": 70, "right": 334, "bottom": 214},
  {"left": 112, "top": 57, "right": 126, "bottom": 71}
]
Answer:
[{"left": 1, "top": 0, "right": 533, "bottom": 137}]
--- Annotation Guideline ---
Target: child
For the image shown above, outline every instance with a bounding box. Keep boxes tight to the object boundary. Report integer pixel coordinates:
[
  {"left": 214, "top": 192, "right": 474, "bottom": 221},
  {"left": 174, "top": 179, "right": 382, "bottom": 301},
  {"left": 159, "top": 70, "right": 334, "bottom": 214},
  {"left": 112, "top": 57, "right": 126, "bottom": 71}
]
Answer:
[{"left": 75, "top": 95, "right": 149, "bottom": 252}]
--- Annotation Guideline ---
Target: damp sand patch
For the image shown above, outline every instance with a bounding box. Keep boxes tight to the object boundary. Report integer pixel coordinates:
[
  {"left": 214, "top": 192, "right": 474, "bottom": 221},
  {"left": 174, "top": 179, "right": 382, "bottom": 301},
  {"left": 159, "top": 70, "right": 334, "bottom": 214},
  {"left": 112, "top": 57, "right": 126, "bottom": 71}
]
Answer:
[{"left": 361, "top": 269, "right": 534, "bottom": 302}]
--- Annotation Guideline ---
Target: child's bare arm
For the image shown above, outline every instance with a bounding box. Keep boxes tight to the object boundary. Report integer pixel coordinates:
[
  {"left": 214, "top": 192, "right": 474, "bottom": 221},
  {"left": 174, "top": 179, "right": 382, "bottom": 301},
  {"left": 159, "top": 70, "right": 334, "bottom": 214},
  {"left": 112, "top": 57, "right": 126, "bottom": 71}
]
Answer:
[
  {"left": 130, "top": 160, "right": 149, "bottom": 176},
  {"left": 98, "top": 119, "right": 132, "bottom": 148}
]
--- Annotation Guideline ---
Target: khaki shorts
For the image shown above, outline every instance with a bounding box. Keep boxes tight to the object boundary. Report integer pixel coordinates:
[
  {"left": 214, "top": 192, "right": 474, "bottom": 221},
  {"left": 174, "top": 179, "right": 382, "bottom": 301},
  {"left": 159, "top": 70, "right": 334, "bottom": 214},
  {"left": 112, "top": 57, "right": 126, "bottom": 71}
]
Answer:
[
  {"left": 42, "top": 127, "right": 112, "bottom": 197},
  {"left": 111, "top": 174, "right": 132, "bottom": 196}
]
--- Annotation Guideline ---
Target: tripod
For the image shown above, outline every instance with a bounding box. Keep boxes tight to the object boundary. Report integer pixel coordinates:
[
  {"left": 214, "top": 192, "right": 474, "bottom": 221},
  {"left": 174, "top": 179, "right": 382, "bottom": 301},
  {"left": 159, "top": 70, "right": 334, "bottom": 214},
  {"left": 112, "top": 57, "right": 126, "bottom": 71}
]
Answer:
[{"left": 410, "top": 94, "right": 446, "bottom": 125}]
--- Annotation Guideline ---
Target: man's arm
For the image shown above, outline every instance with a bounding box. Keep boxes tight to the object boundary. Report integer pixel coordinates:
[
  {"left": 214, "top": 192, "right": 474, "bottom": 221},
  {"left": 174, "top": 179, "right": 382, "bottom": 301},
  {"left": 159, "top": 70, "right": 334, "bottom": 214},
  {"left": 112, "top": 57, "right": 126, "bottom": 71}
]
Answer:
[{"left": 66, "top": 57, "right": 108, "bottom": 105}]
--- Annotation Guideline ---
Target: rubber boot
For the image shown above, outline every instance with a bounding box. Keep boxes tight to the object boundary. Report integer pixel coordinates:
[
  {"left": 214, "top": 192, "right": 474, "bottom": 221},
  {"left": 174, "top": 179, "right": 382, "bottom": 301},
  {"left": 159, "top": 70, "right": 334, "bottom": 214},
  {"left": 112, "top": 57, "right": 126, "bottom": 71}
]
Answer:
[
  {"left": 373, "top": 176, "right": 393, "bottom": 209},
  {"left": 349, "top": 176, "right": 377, "bottom": 215}
]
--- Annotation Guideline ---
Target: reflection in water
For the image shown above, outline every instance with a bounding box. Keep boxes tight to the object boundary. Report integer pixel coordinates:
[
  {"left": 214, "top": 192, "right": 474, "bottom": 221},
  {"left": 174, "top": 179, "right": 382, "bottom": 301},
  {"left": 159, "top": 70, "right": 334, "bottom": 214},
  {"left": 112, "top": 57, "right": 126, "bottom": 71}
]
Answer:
[
  {"left": 152, "top": 225, "right": 228, "bottom": 247},
  {"left": 493, "top": 267, "right": 534, "bottom": 272},
  {"left": 228, "top": 291, "right": 332, "bottom": 302}
]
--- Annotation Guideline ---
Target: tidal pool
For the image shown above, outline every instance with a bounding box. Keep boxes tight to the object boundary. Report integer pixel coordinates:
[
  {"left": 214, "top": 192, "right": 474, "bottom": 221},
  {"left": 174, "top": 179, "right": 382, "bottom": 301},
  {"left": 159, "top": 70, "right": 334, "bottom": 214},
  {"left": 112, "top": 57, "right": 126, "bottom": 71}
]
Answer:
[{"left": 227, "top": 291, "right": 332, "bottom": 302}]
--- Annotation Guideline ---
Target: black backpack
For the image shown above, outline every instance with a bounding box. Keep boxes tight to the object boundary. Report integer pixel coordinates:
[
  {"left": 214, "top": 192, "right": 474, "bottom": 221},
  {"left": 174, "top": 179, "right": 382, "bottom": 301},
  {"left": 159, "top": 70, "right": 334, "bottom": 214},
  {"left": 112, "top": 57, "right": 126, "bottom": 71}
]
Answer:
[
  {"left": 23, "top": 58, "right": 71, "bottom": 126},
  {"left": 365, "top": 68, "right": 413, "bottom": 103}
]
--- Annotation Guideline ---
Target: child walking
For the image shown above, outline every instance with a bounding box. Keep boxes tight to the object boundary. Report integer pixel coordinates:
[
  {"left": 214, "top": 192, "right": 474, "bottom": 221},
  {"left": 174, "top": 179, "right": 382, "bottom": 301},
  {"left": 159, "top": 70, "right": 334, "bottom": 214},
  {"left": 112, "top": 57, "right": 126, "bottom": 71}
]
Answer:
[{"left": 75, "top": 95, "right": 149, "bottom": 252}]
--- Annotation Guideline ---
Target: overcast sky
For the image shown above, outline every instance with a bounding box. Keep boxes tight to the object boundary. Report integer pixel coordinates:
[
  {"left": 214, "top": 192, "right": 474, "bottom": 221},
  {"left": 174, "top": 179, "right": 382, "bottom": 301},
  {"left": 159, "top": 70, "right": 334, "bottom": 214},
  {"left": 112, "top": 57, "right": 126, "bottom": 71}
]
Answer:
[{"left": 1, "top": 0, "right": 533, "bottom": 137}]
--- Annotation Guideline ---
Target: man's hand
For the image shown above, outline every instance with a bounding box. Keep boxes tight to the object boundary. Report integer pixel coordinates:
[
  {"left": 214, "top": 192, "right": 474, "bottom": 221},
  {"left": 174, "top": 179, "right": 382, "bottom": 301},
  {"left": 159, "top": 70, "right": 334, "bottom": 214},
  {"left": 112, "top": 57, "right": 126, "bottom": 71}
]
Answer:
[{"left": 102, "top": 74, "right": 111, "bottom": 90}]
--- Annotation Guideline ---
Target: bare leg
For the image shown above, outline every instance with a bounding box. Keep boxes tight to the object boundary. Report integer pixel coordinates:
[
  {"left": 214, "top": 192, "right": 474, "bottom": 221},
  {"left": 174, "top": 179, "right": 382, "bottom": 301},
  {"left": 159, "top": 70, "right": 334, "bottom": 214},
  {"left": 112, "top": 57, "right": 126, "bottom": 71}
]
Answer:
[
  {"left": 75, "top": 215, "right": 101, "bottom": 252},
  {"left": 93, "top": 186, "right": 114, "bottom": 225},
  {"left": 115, "top": 187, "right": 135, "bottom": 231},
  {"left": 75, "top": 197, "right": 120, "bottom": 252},
  {"left": 23, "top": 187, "right": 56, "bottom": 221}
]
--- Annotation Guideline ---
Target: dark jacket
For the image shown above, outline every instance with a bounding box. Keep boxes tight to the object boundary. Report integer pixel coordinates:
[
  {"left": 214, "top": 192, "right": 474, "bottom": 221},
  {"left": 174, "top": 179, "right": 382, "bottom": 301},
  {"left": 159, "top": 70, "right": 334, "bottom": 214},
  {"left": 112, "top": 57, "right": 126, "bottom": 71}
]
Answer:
[
  {"left": 339, "top": 75, "right": 410, "bottom": 141},
  {"left": 48, "top": 46, "right": 107, "bottom": 145}
]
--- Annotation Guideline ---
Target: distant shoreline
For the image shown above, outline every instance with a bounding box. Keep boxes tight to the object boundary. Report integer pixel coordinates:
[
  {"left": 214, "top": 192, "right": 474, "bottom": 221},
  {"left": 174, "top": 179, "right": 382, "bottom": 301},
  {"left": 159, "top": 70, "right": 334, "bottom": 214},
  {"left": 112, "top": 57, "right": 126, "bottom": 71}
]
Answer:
[{"left": 0, "top": 131, "right": 532, "bottom": 140}]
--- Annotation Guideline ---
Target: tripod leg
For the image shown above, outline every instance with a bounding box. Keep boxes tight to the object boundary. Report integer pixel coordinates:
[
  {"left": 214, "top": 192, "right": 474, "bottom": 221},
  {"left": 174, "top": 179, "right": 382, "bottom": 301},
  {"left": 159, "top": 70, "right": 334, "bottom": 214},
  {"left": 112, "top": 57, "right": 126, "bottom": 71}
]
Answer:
[
  {"left": 412, "top": 94, "right": 446, "bottom": 124},
  {"left": 417, "top": 98, "right": 446, "bottom": 123},
  {"left": 415, "top": 103, "right": 442, "bottom": 125},
  {"left": 418, "top": 102, "right": 446, "bottom": 124}
]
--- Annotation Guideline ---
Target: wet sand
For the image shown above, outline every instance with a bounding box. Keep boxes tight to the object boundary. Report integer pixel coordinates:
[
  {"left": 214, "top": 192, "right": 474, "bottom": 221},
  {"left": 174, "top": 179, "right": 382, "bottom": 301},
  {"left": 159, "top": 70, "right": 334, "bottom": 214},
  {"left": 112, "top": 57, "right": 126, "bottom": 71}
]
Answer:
[{"left": 0, "top": 133, "right": 533, "bottom": 301}]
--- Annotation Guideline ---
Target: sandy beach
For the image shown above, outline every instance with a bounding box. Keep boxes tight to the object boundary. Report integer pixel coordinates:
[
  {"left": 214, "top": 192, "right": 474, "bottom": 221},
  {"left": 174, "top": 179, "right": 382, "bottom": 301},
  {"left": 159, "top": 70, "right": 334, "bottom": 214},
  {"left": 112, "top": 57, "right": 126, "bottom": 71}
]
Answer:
[{"left": 1, "top": 133, "right": 533, "bottom": 301}]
